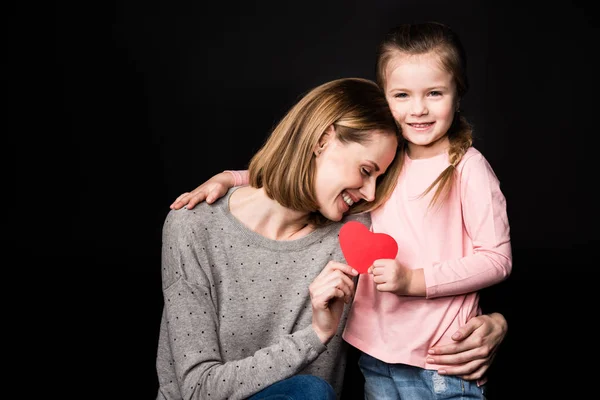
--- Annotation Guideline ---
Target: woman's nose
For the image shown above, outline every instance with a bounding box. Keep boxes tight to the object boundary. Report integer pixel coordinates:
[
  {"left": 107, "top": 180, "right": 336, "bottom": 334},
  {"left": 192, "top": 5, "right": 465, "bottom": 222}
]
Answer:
[{"left": 359, "top": 179, "right": 376, "bottom": 203}]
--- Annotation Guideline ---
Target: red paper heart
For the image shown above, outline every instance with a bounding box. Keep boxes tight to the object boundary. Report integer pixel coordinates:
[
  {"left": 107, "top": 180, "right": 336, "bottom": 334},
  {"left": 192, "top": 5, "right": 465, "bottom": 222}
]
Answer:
[{"left": 339, "top": 221, "right": 398, "bottom": 274}]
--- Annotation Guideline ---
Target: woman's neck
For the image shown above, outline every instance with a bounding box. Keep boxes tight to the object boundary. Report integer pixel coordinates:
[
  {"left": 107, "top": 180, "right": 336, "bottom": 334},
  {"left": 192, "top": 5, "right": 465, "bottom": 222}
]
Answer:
[{"left": 229, "top": 186, "right": 315, "bottom": 241}]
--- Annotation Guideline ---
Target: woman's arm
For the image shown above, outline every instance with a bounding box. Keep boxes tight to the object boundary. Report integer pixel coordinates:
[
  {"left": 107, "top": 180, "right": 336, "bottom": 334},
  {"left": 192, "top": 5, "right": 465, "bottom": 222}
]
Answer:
[
  {"left": 170, "top": 170, "right": 249, "bottom": 210},
  {"left": 158, "top": 209, "right": 328, "bottom": 399},
  {"left": 426, "top": 312, "right": 507, "bottom": 384}
]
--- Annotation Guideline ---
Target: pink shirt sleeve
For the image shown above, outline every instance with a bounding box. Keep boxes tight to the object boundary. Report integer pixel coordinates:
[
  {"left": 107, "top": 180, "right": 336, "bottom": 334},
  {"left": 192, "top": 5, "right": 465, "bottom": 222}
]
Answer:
[
  {"left": 424, "top": 153, "right": 512, "bottom": 298},
  {"left": 224, "top": 170, "right": 249, "bottom": 187}
]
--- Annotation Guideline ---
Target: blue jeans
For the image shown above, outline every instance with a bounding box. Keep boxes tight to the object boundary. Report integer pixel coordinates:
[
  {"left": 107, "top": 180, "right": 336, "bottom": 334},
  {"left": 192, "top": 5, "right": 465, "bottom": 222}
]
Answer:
[
  {"left": 358, "top": 352, "right": 487, "bottom": 400},
  {"left": 247, "top": 374, "right": 336, "bottom": 400}
]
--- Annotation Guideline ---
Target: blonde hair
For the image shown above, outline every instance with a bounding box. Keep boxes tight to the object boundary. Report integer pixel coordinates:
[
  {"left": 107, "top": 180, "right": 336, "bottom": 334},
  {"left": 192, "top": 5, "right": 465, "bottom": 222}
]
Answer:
[
  {"left": 248, "top": 77, "right": 404, "bottom": 226},
  {"left": 376, "top": 21, "right": 472, "bottom": 209}
]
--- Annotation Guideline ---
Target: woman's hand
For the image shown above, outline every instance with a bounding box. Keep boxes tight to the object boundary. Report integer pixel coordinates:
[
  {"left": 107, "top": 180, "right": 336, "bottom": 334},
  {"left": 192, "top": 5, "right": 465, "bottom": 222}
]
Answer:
[
  {"left": 426, "top": 312, "right": 508, "bottom": 385},
  {"left": 170, "top": 171, "right": 236, "bottom": 210},
  {"left": 309, "top": 261, "right": 358, "bottom": 344}
]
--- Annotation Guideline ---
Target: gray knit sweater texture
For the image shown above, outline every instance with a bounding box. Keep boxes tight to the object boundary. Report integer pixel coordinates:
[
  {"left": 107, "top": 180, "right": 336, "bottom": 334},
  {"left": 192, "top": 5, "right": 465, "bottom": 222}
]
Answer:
[{"left": 156, "top": 188, "right": 370, "bottom": 400}]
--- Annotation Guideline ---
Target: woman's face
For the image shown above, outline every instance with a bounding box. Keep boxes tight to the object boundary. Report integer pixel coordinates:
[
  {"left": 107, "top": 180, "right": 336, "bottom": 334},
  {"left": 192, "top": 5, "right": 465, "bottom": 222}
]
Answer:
[{"left": 313, "top": 130, "right": 397, "bottom": 221}]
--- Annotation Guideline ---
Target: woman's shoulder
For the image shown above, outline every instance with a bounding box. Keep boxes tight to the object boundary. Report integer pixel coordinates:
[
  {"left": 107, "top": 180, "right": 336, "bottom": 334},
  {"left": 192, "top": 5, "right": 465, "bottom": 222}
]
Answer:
[
  {"left": 162, "top": 201, "right": 226, "bottom": 237},
  {"left": 164, "top": 187, "right": 234, "bottom": 231}
]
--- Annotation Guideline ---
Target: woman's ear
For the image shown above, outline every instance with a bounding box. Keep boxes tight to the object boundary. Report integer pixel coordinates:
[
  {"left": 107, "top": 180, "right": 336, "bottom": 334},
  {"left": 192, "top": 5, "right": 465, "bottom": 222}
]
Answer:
[{"left": 315, "top": 124, "right": 335, "bottom": 156}]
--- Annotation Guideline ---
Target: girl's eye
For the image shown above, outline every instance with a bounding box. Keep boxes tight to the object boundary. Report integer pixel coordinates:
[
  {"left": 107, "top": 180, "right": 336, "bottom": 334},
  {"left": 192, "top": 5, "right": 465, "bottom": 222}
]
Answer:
[
  {"left": 361, "top": 167, "right": 372, "bottom": 177},
  {"left": 429, "top": 91, "right": 442, "bottom": 97},
  {"left": 393, "top": 93, "right": 408, "bottom": 98}
]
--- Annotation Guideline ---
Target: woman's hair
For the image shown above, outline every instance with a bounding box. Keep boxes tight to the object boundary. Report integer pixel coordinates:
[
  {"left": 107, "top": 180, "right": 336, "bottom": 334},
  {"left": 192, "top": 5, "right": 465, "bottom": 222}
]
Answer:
[
  {"left": 248, "top": 77, "right": 404, "bottom": 226},
  {"left": 376, "top": 21, "right": 473, "bottom": 209}
]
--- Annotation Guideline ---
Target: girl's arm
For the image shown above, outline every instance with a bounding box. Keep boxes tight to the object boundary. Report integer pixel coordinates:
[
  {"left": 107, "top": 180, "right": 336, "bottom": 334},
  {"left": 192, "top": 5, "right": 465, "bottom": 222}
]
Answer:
[
  {"left": 170, "top": 170, "right": 249, "bottom": 210},
  {"left": 425, "top": 153, "right": 512, "bottom": 298}
]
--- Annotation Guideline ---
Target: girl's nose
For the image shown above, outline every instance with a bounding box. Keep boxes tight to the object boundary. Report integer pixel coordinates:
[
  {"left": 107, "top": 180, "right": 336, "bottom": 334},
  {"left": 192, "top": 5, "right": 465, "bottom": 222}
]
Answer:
[{"left": 410, "top": 99, "right": 428, "bottom": 116}]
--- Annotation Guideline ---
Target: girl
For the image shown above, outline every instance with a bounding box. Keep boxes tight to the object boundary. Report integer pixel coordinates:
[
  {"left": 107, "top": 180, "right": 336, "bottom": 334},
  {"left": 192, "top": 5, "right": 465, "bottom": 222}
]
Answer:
[{"left": 341, "top": 21, "right": 512, "bottom": 399}]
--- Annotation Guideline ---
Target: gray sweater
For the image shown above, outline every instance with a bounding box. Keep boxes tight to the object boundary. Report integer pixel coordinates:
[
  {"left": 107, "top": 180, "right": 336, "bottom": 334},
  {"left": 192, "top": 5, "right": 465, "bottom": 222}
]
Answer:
[{"left": 156, "top": 188, "right": 370, "bottom": 400}]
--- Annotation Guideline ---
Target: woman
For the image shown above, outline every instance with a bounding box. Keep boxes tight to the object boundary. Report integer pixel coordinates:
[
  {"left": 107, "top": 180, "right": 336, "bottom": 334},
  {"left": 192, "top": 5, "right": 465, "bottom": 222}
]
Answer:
[{"left": 157, "top": 77, "right": 402, "bottom": 400}]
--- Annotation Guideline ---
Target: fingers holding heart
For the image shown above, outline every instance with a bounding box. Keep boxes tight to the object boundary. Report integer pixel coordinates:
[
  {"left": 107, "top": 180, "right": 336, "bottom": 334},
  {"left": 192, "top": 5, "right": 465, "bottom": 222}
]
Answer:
[
  {"left": 310, "top": 261, "right": 356, "bottom": 304},
  {"left": 369, "top": 259, "right": 404, "bottom": 293},
  {"left": 309, "top": 261, "right": 356, "bottom": 344},
  {"left": 370, "top": 263, "right": 388, "bottom": 286}
]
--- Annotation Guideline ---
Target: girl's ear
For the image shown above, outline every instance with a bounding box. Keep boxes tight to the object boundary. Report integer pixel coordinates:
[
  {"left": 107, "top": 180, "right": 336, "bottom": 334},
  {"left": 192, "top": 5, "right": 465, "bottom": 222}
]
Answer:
[{"left": 315, "top": 124, "right": 336, "bottom": 156}]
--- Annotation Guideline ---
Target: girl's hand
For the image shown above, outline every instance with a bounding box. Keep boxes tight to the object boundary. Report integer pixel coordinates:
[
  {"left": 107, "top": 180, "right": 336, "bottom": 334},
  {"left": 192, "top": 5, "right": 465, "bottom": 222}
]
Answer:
[
  {"left": 369, "top": 258, "right": 412, "bottom": 295},
  {"left": 309, "top": 261, "right": 358, "bottom": 344},
  {"left": 170, "top": 171, "right": 236, "bottom": 210}
]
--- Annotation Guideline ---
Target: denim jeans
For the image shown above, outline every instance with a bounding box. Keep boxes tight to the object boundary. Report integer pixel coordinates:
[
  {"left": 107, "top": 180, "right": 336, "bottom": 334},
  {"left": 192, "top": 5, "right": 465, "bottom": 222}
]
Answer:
[
  {"left": 247, "top": 374, "right": 337, "bottom": 400},
  {"left": 358, "top": 352, "right": 487, "bottom": 400}
]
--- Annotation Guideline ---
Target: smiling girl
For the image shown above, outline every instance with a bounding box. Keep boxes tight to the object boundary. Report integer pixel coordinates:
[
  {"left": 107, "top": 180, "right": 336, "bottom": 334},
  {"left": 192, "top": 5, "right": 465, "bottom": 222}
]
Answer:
[{"left": 342, "top": 22, "right": 512, "bottom": 399}]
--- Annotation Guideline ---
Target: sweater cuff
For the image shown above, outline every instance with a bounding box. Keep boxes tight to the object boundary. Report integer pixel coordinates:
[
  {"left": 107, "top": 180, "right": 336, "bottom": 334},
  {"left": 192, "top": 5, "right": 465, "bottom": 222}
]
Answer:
[
  {"left": 306, "top": 327, "right": 328, "bottom": 354},
  {"left": 224, "top": 170, "right": 249, "bottom": 187},
  {"left": 294, "top": 325, "right": 328, "bottom": 356}
]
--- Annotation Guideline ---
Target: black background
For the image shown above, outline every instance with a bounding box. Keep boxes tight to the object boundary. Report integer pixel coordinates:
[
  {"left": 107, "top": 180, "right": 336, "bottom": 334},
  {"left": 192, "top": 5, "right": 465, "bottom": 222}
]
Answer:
[{"left": 10, "top": 0, "right": 595, "bottom": 398}]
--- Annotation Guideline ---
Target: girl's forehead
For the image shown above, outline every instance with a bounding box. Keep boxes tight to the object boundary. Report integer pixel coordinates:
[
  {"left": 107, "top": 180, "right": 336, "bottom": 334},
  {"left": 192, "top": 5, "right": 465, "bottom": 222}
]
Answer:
[
  {"left": 386, "top": 51, "right": 444, "bottom": 72},
  {"left": 384, "top": 52, "right": 453, "bottom": 89}
]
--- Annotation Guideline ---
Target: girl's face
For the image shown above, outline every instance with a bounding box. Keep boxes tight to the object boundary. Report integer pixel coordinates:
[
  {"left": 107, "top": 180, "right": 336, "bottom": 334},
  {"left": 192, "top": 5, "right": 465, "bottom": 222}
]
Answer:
[
  {"left": 383, "top": 51, "right": 458, "bottom": 159},
  {"left": 313, "top": 128, "right": 397, "bottom": 221}
]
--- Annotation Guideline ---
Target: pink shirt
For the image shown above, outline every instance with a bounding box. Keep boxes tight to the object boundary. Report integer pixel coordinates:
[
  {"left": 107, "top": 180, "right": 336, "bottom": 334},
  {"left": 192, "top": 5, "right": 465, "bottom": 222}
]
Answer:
[{"left": 342, "top": 147, "right": 512, "bottom": 368}]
